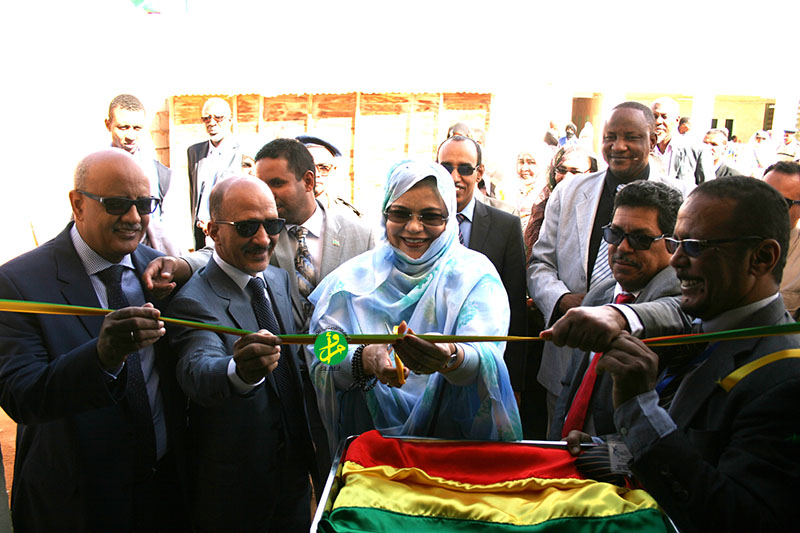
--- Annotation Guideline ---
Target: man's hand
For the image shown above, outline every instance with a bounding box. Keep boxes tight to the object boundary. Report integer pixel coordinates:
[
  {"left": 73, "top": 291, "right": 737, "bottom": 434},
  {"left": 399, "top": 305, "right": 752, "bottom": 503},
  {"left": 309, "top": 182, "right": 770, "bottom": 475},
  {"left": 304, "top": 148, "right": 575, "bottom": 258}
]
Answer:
[
  {"left": 97, "top": 303, "right": 165, "bottom": 371},
  {"left": 564, "top": 430, "right": 593, "bottom": 456},
  {"left": 596, "top": 333, "right": 659, "bottom": 408},
  {"left": 557, "top": 292, "right": 586, "bottom": 315},
  {"left": 141, "top": 256, "right": 192, "bottom": 299},
  {"left": 232, "top": 331, "right": 282, "bottom": 384},
  {"left": 542, "top": 305, "right": 629, "bottom": 352}
]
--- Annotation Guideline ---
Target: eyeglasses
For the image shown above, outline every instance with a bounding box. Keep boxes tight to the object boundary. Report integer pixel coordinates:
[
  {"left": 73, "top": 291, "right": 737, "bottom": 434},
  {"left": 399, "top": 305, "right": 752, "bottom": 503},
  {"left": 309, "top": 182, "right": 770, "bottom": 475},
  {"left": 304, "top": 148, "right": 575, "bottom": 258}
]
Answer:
[
  {"left": 440, "top": 162, "right": 478, "bottom": 176},
  {"left": 663, "top": 236, "right": 764, "bottom": 257},
  {"left": 384, "top": 208, "right": 447, "bottom": 227},
  {"left": 316, "top": 163, "right": 334, "bottom": 174},
  {"left": 784, "top": 197, "right": 800, "bottom": 209},
  {"left": 602, "top": 224, "right": 666, "bottom": 250},
  {"left": 201, "top": 114, "right": 228, "bottom": 124},
  {"left": 78, "top": 190, "right": 160, "bottom": 215},
  {"left": 215, "top": 218, "right": 286, "bottom": 237}
]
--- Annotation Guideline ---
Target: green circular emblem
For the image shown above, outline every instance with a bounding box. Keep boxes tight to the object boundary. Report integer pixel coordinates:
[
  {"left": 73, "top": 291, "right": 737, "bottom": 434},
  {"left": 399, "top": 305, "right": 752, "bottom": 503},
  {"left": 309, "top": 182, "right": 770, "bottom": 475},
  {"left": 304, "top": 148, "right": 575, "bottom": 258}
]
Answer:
[{"left": 314, "top": 330, "right": 349, "bottom": 365}]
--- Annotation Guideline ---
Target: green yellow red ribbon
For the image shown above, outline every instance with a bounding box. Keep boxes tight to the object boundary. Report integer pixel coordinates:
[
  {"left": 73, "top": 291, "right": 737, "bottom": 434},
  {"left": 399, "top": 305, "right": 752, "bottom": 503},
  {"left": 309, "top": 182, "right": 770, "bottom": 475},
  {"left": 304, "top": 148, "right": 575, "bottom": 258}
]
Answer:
[{"left": 0, "top": 299, "right": 799, "bottom": 346}]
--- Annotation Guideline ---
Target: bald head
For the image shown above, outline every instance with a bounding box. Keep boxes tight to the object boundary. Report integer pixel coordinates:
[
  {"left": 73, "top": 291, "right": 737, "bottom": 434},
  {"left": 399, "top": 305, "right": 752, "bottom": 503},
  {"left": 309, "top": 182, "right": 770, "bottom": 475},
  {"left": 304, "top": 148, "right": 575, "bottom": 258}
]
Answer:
[
  {"left": 207, "top": 176, "right": 281, "bottom": 275},
  {"left": 69, "top": 149, "right": 151, "bottom": 263}
]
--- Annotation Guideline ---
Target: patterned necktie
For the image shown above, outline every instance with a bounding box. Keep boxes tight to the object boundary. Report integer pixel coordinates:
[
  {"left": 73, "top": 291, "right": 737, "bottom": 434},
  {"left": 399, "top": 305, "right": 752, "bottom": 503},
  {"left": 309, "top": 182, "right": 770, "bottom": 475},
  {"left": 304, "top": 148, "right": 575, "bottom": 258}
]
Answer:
[
  {"left": 246, "top": 277, "right": 295, "bottom": 403},
  {"left": 590, "top": 239, "right": 613, "bottom": 288},
  {"left": 96, "top": 265, "right": 156, "bottom": 473},
  {"left": 656, "top": 323, "right": 711, "bottom": 411},
  {"left": 288, "top": 226, "right": 316, "bottom": 320},
  {"left": 456, "top": 213, "right": 467, "bottom": 245},
  {"left": 561, "top": 291, "right": 636, "bottom": 438}
]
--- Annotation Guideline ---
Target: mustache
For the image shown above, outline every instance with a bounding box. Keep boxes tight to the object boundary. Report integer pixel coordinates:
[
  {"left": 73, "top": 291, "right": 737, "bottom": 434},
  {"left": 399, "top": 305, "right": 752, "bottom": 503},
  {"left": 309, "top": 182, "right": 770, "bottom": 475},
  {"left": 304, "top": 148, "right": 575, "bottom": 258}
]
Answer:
[
  {"left": 242, "top": 242, "right": 275, "bottom": 255},
  {"left": 114, "top": 223, "right": 143, "bottom": 232},
  {"left": 611, "top": 252, "right": 641, "bottom": 268}
]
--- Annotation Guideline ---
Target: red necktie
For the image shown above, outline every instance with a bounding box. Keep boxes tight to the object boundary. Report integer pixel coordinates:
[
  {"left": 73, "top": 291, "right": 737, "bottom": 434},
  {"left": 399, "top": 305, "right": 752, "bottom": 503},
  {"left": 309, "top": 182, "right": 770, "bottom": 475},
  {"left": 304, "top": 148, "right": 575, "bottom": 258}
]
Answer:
[{"left": 561, "top": 291, "right": 636, "bottom": 438}]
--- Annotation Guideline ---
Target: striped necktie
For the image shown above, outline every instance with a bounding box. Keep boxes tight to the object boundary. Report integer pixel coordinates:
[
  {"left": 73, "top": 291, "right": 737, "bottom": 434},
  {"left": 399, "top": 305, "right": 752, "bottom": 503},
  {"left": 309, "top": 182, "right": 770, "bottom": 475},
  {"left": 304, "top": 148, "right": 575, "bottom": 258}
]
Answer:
[{"left": 456, "top": 213, "right": 466, "bottom": 245}]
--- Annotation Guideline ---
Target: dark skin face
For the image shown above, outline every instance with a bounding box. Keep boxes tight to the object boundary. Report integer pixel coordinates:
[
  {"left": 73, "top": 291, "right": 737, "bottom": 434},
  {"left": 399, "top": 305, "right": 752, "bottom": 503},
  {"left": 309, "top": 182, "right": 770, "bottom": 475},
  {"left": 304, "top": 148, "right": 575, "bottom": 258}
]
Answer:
[{"left": 601, "top": 108, "right": 657, "bottom": 181}]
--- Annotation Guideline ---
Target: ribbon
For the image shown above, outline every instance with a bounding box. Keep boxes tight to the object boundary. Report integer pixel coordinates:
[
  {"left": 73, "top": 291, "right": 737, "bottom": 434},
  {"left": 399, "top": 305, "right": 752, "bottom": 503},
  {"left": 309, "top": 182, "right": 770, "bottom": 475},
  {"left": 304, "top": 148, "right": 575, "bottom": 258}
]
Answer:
[{"left": 1, "top": 299, "right": 799, "bottom": 347}]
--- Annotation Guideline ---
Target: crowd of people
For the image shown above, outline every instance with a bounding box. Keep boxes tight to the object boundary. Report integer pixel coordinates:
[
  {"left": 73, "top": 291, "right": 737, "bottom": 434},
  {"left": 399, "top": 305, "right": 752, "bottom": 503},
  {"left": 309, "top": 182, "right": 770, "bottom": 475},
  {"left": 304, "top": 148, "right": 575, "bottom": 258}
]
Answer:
[{"left": 0, "top": 92, "right": 799, "bottom": 532}]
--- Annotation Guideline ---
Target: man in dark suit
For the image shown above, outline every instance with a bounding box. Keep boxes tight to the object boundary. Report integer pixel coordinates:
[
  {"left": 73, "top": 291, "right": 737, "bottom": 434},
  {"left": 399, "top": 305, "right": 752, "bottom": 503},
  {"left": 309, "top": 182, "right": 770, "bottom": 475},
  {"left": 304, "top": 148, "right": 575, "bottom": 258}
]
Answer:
[
  {"left": 565, "top": 176, "right": 800, "bottom": 531},
  {"left": 547, "top": 181, "right": 686, "bottom": 439},
  {"left": 702, "top": 127, "right": 742, "bottom": 179},
  {"left": 436, "top": 136, "right": 528, "bottom": 396},
  {"left": 0, "top": 149, "right": 188, "bottom": 531},
  {"left": 167, "top": 176, "right": 316, "bottom": 532},
  {"left": 187, "top": 97, "right": 241, "bottom": 250}
]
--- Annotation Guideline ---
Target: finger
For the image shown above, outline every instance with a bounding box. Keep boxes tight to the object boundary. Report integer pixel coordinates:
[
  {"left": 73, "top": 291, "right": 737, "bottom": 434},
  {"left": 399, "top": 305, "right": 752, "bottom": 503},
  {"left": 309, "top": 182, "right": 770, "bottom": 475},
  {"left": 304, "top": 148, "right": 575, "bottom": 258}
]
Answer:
[
  {"left": 235, "top": 332, "right": 281, "bottom": 349},
  {"left": 539, "top": 328, "right": 554, "bottom": 341}
]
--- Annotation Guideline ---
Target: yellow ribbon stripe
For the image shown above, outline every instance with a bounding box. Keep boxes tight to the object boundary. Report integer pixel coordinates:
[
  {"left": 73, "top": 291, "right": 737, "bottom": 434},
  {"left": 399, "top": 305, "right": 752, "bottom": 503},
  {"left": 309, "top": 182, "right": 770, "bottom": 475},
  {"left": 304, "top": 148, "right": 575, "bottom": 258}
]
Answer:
[
  {"left": 719, "top": 349, "right": 800, "bottom": 392},
  {"left": 334, "top": 461, "right": 661, "bottom": 527}
]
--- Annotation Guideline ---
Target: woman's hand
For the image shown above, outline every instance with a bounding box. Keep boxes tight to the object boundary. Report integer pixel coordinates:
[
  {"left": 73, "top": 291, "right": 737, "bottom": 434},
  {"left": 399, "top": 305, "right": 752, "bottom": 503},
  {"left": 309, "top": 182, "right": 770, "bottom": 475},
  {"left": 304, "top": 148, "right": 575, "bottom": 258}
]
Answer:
[
  {"left": 361, "top": 344, "right": 409, "bottom": 387},
  {"left": 392, "top": 321, "right": 462, "bottom": 374}
]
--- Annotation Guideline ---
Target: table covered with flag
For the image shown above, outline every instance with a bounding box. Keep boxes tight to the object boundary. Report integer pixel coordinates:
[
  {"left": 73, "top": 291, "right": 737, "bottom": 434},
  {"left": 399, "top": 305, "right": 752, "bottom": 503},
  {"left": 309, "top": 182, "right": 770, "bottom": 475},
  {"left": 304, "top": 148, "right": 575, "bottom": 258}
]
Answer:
[{"left": 313, "top": 430, "right": 676, "bottom": 532}]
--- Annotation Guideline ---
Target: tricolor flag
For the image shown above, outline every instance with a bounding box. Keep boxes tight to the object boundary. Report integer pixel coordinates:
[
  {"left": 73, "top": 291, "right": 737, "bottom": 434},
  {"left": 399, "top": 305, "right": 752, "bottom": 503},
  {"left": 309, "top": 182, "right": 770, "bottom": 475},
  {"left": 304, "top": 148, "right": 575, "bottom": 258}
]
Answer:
[{"left": 318, "top": 430, "right": 674, "bottom": 532}]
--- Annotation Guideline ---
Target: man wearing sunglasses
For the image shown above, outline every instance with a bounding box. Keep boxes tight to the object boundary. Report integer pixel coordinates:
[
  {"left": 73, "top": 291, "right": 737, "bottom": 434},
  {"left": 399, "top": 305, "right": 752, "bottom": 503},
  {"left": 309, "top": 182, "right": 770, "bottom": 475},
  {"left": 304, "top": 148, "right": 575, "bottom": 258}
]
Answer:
[
  {"left": 565, "top": 177, "right": 800, "bottom": 531},
  {"left": 0, "top": 150, "right": 189, "bottom": 531},
  {"left": 166, "top": 176, "right": 317, "bottom": 531},
  {"left": 436, "top": 135, "right": 528, "bottom": 409},
  {"left": 187, "top": 97, "right": 242, "bottom": 251},
  {"left": 296, "top": 134, "right": 363, "bottom": 219},
  {"left": 546, "top": 181, "right": 687, "bottom": 440},
  {"left": 764, "top": 161, "right": 800, "bottom": 318},
  {"left": 529, "top": 101, "right": 682, "bottom": 426}
]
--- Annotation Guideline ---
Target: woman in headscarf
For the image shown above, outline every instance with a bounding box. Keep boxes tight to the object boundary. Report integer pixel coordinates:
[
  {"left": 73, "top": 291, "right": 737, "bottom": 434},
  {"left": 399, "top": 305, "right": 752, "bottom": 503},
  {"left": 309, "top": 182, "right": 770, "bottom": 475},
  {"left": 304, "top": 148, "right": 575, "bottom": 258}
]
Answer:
[
  {"left": 308, "top": 160, "right": 521, "bottom": 455},
  {"left": 524, "top": 145, "right": 596, "bottom": 261}
]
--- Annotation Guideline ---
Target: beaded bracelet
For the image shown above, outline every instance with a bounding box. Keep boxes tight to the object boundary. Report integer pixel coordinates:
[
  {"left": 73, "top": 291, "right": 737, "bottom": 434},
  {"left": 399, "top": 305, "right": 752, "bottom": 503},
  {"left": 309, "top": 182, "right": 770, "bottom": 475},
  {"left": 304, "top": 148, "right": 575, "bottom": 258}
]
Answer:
[{"left": 351, "top": 344, "right": 378, "bottom": 391}]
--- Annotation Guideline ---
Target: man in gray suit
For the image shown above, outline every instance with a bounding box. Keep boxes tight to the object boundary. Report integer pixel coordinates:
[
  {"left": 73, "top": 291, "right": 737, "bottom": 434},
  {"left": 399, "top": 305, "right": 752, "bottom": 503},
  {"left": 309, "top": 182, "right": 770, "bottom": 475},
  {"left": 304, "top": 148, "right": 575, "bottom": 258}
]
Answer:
[
  {"left": 167, "top": 176, "right": 316, "bottom": 531},
  {"left": 187, "top": 97, "right": 241, "bottom": 250},
  {"left": 702, "top": 128, "right": 742, "bottom": 178},
  {"left": 528, "top": 101, "right": 686, "bottom": 424},
  {"left": 546, "top": 181, "right": 687, "bottom": 440},
  {"left": 651, "top": 96, "right": 714, "bottom": 189}
]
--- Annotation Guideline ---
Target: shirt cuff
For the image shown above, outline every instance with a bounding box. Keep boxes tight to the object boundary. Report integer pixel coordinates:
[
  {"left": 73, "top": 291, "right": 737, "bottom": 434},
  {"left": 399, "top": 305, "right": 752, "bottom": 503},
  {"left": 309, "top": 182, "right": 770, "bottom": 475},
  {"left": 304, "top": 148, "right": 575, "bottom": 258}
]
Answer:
[
  {"left": 441, "top": 344, "right": 480, "bottom": 386},
  {"left": 613, "top": 390, "right": 677, "bottom": 459},
  {"left": 607, "top": 303, "right": 643, "bottom": 336},
  {"left": 227, "top": 357, "right": 264, "bottom": 394}
]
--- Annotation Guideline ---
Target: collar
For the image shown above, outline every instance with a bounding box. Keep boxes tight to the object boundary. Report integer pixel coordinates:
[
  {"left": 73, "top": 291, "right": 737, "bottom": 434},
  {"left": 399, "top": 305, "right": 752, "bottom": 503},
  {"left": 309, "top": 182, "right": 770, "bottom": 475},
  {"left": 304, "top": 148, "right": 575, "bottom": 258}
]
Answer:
[
  {"left": 654, "top": 139, "right": 674, "bottom": 157},
  {"left": 70, "top": 224, "right": 134, "bottom": 275},
  {"left": 288, "top": 200, "right": 324, "bottom": 238},
  {"left": 605, "top": 165, "right": 651, "bottom": 192},
  {"left": 701, "top": 292, "right": 780, "bottom": 333},
  {"left": 613, "top": 282, "right": 641, "bottom": 301},
  {"left": 458, "top": 195, "right": 477, "bottom": 222},
  {"left": 212, "top": 251, "right": 264, "bottom": 291}
]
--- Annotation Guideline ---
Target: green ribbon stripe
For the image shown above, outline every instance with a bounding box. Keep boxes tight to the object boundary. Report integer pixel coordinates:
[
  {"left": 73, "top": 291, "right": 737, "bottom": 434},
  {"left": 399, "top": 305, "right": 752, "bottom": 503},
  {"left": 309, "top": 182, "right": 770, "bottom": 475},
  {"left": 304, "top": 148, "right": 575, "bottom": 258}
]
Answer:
[{"left": 1, "top": 299, "right": 799, "bottom": 347}]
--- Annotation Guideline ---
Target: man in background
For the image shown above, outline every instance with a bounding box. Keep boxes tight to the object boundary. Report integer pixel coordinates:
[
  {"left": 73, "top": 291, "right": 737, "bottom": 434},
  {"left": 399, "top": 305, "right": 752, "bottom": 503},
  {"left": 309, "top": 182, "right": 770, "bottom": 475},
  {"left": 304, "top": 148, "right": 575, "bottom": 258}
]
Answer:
[
  {"left": 764, "top": 161, "right": 800, "bottom": 317},
  {"left": 702, "top": 128, "right": 742, "bottom": 178}
]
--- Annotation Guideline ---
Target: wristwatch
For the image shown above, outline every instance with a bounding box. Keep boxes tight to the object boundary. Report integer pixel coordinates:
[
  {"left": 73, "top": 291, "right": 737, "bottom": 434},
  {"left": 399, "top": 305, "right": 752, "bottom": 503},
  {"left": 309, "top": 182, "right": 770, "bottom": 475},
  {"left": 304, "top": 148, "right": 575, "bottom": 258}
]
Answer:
[{"left": 441, "top": 344, "right": 459, "bottom": 370}]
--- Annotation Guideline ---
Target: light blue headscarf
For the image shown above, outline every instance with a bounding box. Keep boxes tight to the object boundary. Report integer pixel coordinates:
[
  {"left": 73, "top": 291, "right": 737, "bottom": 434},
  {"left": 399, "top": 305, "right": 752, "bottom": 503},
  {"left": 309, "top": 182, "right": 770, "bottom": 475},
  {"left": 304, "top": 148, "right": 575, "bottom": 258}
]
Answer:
[{"left": 309, "top": 160, "right": 521, "bottom": 454}]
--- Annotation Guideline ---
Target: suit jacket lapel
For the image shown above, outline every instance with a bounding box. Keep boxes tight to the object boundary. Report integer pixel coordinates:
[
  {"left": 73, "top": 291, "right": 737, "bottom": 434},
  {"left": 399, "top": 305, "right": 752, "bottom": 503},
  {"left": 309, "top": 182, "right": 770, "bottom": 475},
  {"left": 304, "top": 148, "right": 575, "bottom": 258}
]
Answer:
[
  {"left": 576, "top": 172, "right": 605, "bottom": 273},
  {"left": 469, "top": 200, "right": 490, "bottom": 251},
  {"left": 669, "top": 298, "right": 789, "bottom": 427},
  {"left": 271, "top": 227, "right": 304, "bottom": 328},
  {"left": 319, "top": 205, "right": 345, "bottom": 279},
  {"left": 54, "top": 227, "right": 104, "bottom": 337}
]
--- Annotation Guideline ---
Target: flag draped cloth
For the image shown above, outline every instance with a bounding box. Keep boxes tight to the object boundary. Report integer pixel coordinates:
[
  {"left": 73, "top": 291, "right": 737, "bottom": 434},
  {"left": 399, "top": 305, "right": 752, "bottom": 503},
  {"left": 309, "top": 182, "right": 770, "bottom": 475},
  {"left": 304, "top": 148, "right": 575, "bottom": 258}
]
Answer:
[{"left": 318, "top": 430, "right": 673, "bottom": 532}]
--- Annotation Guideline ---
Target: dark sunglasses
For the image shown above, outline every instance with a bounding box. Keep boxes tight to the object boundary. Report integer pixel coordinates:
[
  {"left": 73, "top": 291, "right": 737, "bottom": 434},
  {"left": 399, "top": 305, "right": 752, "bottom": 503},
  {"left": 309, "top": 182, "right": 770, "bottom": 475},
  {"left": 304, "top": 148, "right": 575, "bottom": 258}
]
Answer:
[
  {"left": 316, "top": 163, "right": 335, "bottom": 174},
  {"left": 440, "top": 162, "right": 478, "bottom": 176},
  {"left": 215, "top": 218, "right": 286, "bottom": 237},
  {"left": 663, "top": 235, "right": 763, "bottom": 257},
  {"left": 785, "top": 197, "right": 800, "bottom": 209},
  {"left": 384, "top": 208, "right": 447, "bottom": 227},
  {"left": 602, "top": 224, "right": 666, "bottom": 250},
  {"left": 78, "top": 190, "right": 160, "bottom": 215},
  {"left": 201, "top": 114, "right": 228, "bottom": 123}
]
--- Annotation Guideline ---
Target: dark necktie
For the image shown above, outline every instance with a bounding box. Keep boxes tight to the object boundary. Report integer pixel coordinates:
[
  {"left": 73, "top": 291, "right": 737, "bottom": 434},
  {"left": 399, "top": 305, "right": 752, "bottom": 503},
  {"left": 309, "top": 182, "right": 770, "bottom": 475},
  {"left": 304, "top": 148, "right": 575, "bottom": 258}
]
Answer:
[
  {"left": 96, "top": 265, "right": 156, "bottom": 474},
  {"left": 288, "top": 226, "right": 316, "bottom": 321},
  {"left": 456, "top": 213, "right": 466, "bottom": 245},
  {"left": 656, "top": 324, "right": 711, "bottom": 410},
  {"left": 246, "top": 277, "right": 296, "bottom": 403},
  {"left": 561, "top": 291, "right": 636, "bottom": 438}
]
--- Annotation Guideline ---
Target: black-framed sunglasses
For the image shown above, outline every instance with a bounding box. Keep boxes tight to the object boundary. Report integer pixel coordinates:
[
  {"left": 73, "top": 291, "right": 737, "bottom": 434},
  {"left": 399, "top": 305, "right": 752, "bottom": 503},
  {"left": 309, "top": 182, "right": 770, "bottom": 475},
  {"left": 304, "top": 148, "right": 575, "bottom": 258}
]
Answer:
[
  {"left": 602, "top": 224, "right": 666, "bottom": 251},
  {"left": 384, "top": 208, "right": 447, "bottom": 227},
  {"left": 316, "top": 163, "right": 335, "bottom": 174},
  {"left": 784, "top": 197, "right": 800, "bottom": 209},
  {"left": 78, "top": 190, "right": 160, "bottom": 215},
  {"left": 201, "top": 114, "right": 228, "bottom": 124},
  {"left": 663, "top": 235, "right": 764, "bottom": 257},
  {"left": 215, "top": 218, "right": 286, "bottom": 237},
  {"left": 440, "top": 162, "right": 478, "bottom": 176}
]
